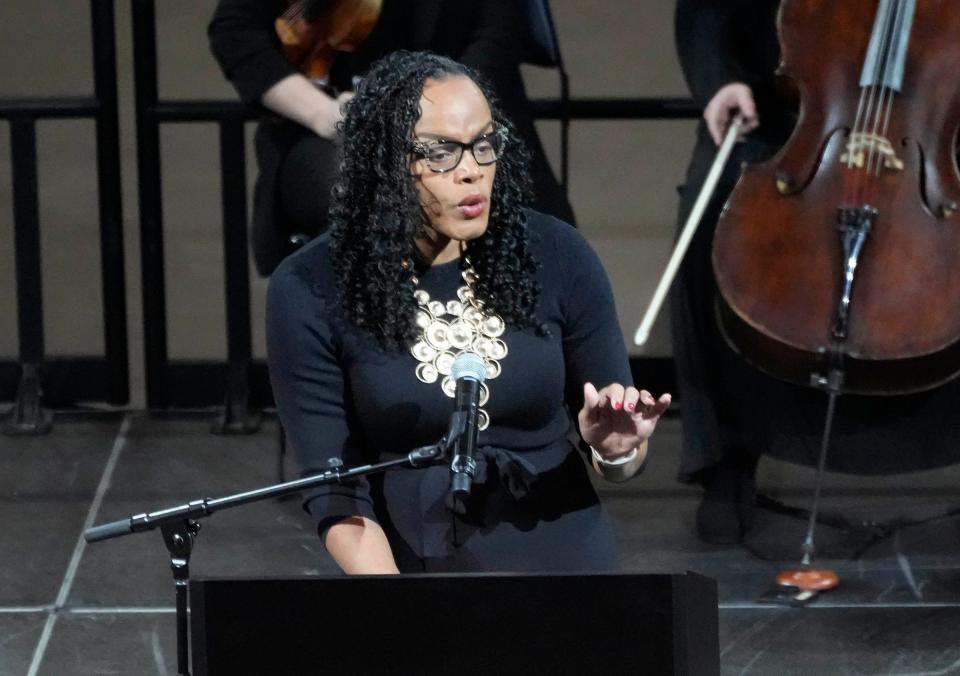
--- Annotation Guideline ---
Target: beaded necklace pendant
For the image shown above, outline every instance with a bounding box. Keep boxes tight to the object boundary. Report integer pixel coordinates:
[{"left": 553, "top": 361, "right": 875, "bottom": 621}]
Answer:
[{"left": 409, "top": 262, "right": 506, "bottom": 431}]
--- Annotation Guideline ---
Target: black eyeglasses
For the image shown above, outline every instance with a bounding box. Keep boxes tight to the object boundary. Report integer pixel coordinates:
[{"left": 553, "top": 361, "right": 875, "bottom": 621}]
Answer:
[{"left": 410, "top": 127, "right": 506, "bottom": 173}]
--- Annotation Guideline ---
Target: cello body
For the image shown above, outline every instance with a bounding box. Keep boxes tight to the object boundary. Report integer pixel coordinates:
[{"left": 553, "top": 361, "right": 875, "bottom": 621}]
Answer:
[{"left": 713, "top": 0, "right": 960, "bottom": 395}]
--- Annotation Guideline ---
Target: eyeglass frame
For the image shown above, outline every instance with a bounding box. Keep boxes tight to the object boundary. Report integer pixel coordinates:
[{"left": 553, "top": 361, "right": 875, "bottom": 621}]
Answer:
[{"left": 409, "top": 126, "right": 507, "bottom": 174}]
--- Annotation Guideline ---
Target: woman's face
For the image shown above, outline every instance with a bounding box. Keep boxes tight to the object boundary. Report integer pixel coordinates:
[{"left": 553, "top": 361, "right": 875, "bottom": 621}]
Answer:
[{"left": 411, "top": 75, "right": 497, "bottom": 264}]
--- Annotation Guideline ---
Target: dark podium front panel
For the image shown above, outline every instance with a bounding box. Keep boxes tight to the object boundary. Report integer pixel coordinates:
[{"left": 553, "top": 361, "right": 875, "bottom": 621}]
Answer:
[{"left": 190, "top": 572, "right": 719, "bottom": 676}]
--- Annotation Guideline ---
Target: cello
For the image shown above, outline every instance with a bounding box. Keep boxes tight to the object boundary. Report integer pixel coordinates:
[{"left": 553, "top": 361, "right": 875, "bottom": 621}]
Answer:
[
  {"left": 712, "top": 0, "right": 960, "bottom": 397},
  {"left": 703, "top": 0, "right": 960, "bottom": 597}
]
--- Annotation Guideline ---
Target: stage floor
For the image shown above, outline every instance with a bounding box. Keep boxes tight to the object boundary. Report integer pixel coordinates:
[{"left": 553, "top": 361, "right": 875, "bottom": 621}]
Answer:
[{"left": 3, "top": 412, "right": 959, "bottom": 675}]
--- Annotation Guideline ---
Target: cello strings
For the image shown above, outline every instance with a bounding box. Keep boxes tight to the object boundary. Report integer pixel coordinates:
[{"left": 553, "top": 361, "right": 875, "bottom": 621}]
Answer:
[
  {"left": 847, "top": 89, "right": 869, "bottom": 170},
  {"left": 866, "top": 0, "right": 894, "bottom": 178},
  {"left": 871, "top": 87, "right": 895, "bottom": 178},
  {"left": 870, "top": 0, "right": 910, "bottom": 178},
  {"left": 847, "top": 0, "right": 892, "bottom": 169},
  {"left": 855, "top": 0, "right": 898, "bottom": 206},
  {"left": 863, "top": 0, "right": 897, "bottom": 186},
  {"left": 866, "top": 0, "right": 906, "bottom": 181},
  {"left": 852, "top": 1, "right": 888, "bottom": 204},
  {"left": 846, "top": 87, "right": 870, "bottom": 209}
]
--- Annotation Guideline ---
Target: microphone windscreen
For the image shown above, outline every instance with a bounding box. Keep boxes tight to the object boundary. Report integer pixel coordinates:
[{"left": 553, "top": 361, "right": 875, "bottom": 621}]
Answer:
[{"left": 451, "top": 351, "right": 486, "bottom": 383}]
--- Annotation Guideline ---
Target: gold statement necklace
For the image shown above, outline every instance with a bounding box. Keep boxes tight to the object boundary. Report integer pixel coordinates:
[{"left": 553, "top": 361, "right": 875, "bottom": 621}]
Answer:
[{"left": 409, "top": 256, "right": 507, "bottom": 430}]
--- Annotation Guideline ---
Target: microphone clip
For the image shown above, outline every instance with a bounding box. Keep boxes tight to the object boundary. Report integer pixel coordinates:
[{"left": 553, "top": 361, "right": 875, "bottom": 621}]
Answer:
[{"left": 406, "top": 410, "right": 468, "bottom": 467}]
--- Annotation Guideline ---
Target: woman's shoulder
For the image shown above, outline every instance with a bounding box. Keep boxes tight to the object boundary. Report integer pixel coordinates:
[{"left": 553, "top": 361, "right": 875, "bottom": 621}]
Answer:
[
  {"left": 524, "top": 208, "right": 596, "bottom": 265},
  {"left": 268, "top": 232, "right": 338, "bottom": 302}
]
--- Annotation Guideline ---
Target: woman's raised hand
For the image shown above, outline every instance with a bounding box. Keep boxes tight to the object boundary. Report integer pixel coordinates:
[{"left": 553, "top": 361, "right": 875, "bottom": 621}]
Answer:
[{"left": 578, "top": 383, "right": 671, "bottom": 459}]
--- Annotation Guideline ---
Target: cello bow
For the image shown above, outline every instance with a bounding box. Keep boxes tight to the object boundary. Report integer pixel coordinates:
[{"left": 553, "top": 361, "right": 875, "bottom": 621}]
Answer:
[{"left": 633, "top": 113, "right": 745, "bottom": 347}]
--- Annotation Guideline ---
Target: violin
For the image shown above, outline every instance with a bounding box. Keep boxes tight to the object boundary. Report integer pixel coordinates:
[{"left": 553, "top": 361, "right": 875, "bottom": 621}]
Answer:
[
  {"left": 712, "top": 0, "right": 960, "bottom": 395},
  {"left": 275, "top": 0, "right": 383, "bottom": 84}
]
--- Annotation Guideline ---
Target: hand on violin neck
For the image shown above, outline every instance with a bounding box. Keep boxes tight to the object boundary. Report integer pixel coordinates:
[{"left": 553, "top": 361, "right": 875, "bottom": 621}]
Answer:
[{"left": 704, "top": 82, "right": 759, "bottom": 146}]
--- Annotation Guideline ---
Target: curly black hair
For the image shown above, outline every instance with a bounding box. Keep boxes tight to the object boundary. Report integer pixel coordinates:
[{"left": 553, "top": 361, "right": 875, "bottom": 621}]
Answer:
[{"left": 330, "top": 50, "right": 540, "bottom": 351}]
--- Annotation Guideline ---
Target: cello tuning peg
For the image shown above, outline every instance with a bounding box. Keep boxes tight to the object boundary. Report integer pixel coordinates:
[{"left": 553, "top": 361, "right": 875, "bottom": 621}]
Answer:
[{"left": 939, "top": 201, "right": 958, "bottom": 218}]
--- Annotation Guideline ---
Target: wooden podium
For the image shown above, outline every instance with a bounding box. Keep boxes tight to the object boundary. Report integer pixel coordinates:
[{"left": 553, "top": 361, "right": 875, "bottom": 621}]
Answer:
[{"left": 190, "top": 572, "right": 719, "bottom": 675}]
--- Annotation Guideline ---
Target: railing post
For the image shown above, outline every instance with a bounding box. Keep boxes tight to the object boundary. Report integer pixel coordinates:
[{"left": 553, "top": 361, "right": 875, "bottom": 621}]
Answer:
[
  {"left": 131, "top": 0, "right": 168, "bottom": 408},
  {"left": 212, "top": 118, "right": 261, "bottom": 433},
  {"left": 92, "top": 0, "right": 130, "bottom": 405},
  {"left": 3, "top": 119, "right": 53, "bottom": 435}
]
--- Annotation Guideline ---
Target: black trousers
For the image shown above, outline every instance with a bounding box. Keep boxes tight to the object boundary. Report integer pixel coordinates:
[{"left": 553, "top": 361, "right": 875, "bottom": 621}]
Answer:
[{"left": 276, "top": 132, "right": 341, "bottom": 244}]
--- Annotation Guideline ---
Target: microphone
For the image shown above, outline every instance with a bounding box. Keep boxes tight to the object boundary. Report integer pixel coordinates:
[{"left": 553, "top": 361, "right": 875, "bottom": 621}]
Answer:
[{"left": 449, "top": 351, "right": 487, "bottom": 501}]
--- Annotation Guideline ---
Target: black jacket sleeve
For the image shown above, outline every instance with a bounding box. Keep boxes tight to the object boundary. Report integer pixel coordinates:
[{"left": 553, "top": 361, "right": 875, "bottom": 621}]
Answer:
[
  {"left": 675, "top": 0, "right": 748, "bottom": 110},
  {"left": 455, "top": 2, "right": 533, "bottom": 142},
  {"left": 208, "top": 0, "right": 297, "bottom": 105},
  {"left": 457, "top": 1, "right": 526, "bottom": 84}
]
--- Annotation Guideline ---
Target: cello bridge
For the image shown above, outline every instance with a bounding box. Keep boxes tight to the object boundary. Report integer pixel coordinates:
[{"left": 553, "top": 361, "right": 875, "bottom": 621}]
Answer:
[{"left": 841, "top": 132, "right": 904, "bottom": 172}]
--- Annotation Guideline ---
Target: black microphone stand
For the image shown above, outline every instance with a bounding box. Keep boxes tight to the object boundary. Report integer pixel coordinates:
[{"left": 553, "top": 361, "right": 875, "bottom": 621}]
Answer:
[{"left": 83, "top": 413, "right": 466, "bottom": 676}]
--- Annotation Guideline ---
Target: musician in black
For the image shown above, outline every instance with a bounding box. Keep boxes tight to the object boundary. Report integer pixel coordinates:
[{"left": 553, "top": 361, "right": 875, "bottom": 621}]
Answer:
[
  {"left": 209, "top": 0, "right": 573, "bottom": 276},
  {"left": 673, "top": 0, "right": 960, "bottom": 543}
]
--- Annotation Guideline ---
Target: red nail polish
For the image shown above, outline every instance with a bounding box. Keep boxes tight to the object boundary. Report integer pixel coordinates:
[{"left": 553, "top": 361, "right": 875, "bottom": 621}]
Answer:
[
  {"left": 613, "top": 401, "right": 622, "bottom": 410},
  {"left": 626, "top": 402, "right": 636, "bottom": 411}
]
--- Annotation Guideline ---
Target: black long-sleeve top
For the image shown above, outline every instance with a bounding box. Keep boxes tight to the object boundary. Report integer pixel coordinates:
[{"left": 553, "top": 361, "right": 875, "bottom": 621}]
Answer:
[{"left": 266, "top": 211, "right": 631, "bottom": 554}]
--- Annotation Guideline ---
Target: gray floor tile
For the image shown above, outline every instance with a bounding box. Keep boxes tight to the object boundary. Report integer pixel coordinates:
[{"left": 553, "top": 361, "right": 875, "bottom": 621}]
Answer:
[
  {"left": 35, "top": 612, "right": 177, "bottom": 676},
  {"left": 0, "top": 419, "right": 119, "bottom": 606},
  {"left": 0, "top": 614, "right": 48, "bottom": 676},
  {"left": 719, "top": 607, "right": 960, "bottom": 675}
]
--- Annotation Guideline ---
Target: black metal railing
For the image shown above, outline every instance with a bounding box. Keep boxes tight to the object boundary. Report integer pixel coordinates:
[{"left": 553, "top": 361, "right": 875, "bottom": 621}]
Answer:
[
  {"left": 131, "top": 0, "right": 697, "bottom": 420},
  {"left": 133, "top": 0, "right": 265, "bottom": 431},
  {"left": 0, "top": 0, "right": 128, "bottom": 434}
]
